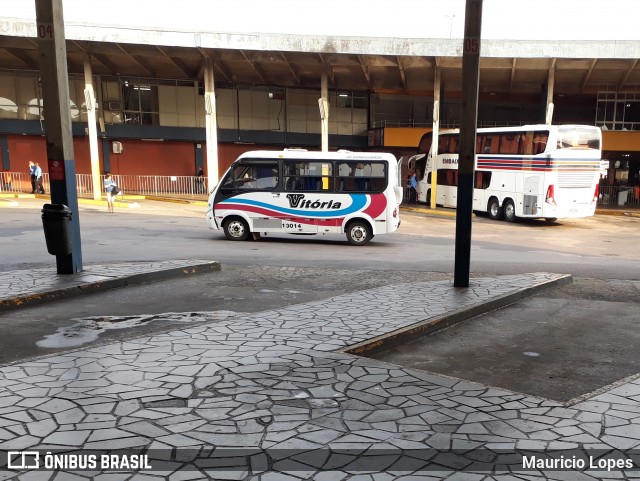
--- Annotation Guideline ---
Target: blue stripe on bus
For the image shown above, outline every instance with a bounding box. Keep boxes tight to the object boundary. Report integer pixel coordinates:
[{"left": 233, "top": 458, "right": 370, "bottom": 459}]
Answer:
[{"left": 219, "top": 194, "right": 368, "bottom": 218}]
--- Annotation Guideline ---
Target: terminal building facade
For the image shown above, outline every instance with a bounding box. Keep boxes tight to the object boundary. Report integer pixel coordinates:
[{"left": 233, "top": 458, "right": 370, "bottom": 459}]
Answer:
[{"left": 1, "top": 8, "right": 640, "bottom": 196}]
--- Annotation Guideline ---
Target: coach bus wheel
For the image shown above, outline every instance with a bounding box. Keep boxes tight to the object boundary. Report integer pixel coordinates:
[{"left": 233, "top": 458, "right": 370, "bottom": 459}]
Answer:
[
  {"left": 223, "top": 217, "right": 250, "bottom": 241},
  {"left": 503, "top": 199, "right": 516, "bottom": 223},
  {"left": 488, "top": 198, "right": 503, "bottom": 220},
  {"left": 346, "top": 221, "right": 372, "bottom": 246}
]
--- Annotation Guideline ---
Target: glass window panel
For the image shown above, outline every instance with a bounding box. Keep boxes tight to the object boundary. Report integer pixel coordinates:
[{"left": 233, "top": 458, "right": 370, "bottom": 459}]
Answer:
[
  {"left": 0, "top": 73, "right": 17, "bottom": 104},
  {"left": 284, "top": 161, "right": 333, "bottom": 191},
  {"left": 16, "top": 73, "right": 37, "bottom": 105}
]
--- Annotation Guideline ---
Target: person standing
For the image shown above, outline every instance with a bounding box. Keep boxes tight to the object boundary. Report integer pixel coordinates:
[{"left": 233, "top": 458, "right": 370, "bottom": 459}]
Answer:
[
  {"left": 103, "top": 173, "right": 117, "bottom": 213},
  {"left": 196, "top": 167, "right": 205, "bottom": 194},
  {"left": 1, "top": 172, "right": 11, "bottom": 192},
  {"left": 409, "top": 169, "right": 418, "bottom": 204},
  {"left": 34, "top": 162, "right": 45, "bottom": 194},
  {"left": 29, "top": 161, "right": 37, "bottom": 193}
]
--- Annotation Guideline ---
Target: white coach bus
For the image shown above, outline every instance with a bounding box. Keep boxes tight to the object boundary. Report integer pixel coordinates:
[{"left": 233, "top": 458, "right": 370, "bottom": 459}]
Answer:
[
  {"left": 206, "top": 150, "right": 403, "bottom": 245},
  {"left": 408, "top": 124, "right": 602, "bottom": 221}
]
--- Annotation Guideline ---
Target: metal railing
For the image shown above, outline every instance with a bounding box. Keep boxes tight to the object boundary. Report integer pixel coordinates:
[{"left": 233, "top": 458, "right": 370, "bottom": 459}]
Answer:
[
  {"left": 0, "top": 171, "right": 208, "bottom": 200},
  {"left": 3, "top": 170, "right": 639, "bottom": 207},
  {"left": 109, "top": 174, "right": 208, "bottom": 198},
  {"left": 598, "top": 185, "right": 640, "bottom": 206}
]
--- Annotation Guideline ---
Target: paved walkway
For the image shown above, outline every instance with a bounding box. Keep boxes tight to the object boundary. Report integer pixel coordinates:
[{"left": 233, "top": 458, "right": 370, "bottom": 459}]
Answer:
[
  {"left": 0, "top": 260, "right": 221, "bottom": 312},
  {"left": 1, "top": 268, "right": 639, "bottom": 480}
]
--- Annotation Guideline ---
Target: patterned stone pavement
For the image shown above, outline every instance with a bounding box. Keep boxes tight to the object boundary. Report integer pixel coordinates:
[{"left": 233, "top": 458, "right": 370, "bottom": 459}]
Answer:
[
  {"left": 0, "top": 260, "right": 221, "bottom": 312},
  {"left": 0, "top": 273, "right": 639, "bottom": 480}
]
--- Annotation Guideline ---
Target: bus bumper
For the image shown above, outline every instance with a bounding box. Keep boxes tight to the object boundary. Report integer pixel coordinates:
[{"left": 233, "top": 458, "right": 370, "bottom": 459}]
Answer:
[{"left": 206, "top": 210, "right": 220, "bottom": 230}]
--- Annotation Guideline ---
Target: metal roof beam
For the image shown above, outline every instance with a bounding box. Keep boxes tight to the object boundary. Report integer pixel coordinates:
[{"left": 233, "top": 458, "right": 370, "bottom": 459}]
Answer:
[
  {"left": 619, "top": 59, "right": 639, "bottom": 90},
  {"left": 358, "top": 55, "right": 371, "bottom": 88},
  {"left": 240, "top": 50, "right": 267, "bottom": 84},
  {"left": 4, "top": 48, "right": 37, "bottom": 69},
  {"left": 115, "top": 43, "right": 154, "bottom": 76},
  {"left": 582, "top": 59, "right": 597, "bottom": 89},
  {"left": 156, "top": 46, "right": 193, "bottom": 78},
  {"left": 92, "top": 52, "right": 118, "bottom": 75},
  {"left": 396, "top": 56, "right": 407, "bottom": 92},
  {"left": 280, "top": 52, "right": 300, "bottom": 86}
]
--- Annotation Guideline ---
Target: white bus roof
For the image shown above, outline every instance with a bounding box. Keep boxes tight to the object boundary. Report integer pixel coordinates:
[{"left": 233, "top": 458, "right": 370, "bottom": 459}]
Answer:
[
  {"left": 434, "top": 124, "right": 601, "bottom": 135},
  {"left": 236, "top": 150, "right": 397, "bottom": 162}
]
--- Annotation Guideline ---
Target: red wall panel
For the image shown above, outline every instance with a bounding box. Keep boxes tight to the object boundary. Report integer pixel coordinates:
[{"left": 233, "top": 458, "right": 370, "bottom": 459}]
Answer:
[
  {"left": 6, "top": 135, "right": 282, "bottom": 178},
  {"left": 107, "top": 140, "right": 194, "bottom": 176},
  {"left": 7, "top": 135, "right": 99, "bottom": 174},
  {"left": 7, "top": 135, "right": 48, "bottom": 174}
]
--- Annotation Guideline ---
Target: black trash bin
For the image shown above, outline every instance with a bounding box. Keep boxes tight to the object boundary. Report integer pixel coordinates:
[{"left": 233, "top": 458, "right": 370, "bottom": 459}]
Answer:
[{"left": 41, "top": 204, "right": 73, "bottom": 256}]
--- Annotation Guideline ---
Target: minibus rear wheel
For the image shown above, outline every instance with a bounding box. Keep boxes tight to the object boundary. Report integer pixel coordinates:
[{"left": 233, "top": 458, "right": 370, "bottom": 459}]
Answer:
[
  {"left": 223, "top": 217, "right": 250, "bottom": 241},
  {"left": 346, "top": 220, "right": 372, "bottom": 246}
]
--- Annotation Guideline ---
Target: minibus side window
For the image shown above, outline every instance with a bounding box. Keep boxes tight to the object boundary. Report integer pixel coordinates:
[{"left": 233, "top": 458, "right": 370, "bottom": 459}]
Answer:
[
  {"left": 284, "top": 161, "right": 333, "bottom": 191},
  {"left": 222, "top": 161, "right": 278, "bottom": 190}
]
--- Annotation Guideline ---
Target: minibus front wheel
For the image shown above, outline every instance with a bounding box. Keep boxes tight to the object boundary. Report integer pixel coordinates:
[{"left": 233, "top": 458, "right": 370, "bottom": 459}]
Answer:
[
  {"left": 223, "top": 217, "right": 250, "bottom": 241},
  {"left": 345, "top": 220, "right": 373, "bottom": 246}
]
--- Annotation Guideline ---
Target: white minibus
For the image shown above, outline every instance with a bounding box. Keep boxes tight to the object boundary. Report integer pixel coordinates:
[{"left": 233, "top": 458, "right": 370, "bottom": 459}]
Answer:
[{"left": 206, "top": 150, "right": 403, "bottom": 245}]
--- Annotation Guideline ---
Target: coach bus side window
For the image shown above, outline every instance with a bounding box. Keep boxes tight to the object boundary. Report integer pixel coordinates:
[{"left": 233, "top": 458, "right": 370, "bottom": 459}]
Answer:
[
  {"left": 479, "top": 135, "right": 498, "bottom": 154},
  {"left": 418, "top": 133, "right": 433, "bottom": 155},
  {"left": 499, "top": 133, "right": 520, "bottom": 155},
  {"left": 438, "top": 135, "right": 452, "bottom": 154},
  {"left": 533, "top": 131, "right": 548, "bottom": 154},
  {"left": 475, "top": 171, "right": 491, "bottom": 189}
]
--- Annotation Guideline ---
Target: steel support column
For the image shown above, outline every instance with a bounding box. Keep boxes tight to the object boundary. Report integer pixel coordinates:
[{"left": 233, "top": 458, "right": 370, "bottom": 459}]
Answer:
[
  {"left": 35, "top": 0, "right": 83, "bottom": 274},
  {"left": 454, "top": 0, "right": 482, "bottom": 288}
]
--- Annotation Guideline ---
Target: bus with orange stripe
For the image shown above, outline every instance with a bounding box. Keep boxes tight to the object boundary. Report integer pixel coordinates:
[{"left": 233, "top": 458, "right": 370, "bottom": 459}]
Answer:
[
  {"left": 408, "top": 124, "right": 602, "bottom": 222},
  {"left": 206, "top": 150, "right": 403, "bottom": 245}
]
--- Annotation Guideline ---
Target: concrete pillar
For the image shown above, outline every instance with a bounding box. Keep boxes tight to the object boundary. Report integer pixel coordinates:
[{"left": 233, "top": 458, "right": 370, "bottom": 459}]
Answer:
[
  {"left": 83, "top": 54, "right": 101, "bottom": 200},
  {"left": 430, "top": 68, "right": 441, "bottom": 209},
  {"left": 320, "top": 71, "right": 329, "bottom": 152},
  {"left": 546, "top": 66, "right": 555, "bottom": 124},
  {"left": 203, "top": 58, "right": 219, "bottom": 188}
]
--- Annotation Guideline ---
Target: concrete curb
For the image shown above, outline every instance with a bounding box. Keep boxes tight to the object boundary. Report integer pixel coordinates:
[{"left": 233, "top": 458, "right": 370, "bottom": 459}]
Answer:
[
  {"left": 0, "top": 261, "right": 221, "bottom": 313},
  {"left": 342, "top": 273, "right": 572, "bottom": 357},
  {"left": 596, "top": 209, "right": 640, "bottom": 218},
  {"left": 400, "top": 205, "right": 458, "bottom": 217}
]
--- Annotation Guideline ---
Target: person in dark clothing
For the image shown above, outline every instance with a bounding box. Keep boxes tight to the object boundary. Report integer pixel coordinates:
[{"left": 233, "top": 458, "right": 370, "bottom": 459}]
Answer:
[
  {"left": 196, "top": 167, "right": 205, "bottom": 194},
  {"left": 34, "top": 163, "right": 45, "bottom": 194},
  {"left": 29, "top": 161, "right": 36, "bottom": 193}
]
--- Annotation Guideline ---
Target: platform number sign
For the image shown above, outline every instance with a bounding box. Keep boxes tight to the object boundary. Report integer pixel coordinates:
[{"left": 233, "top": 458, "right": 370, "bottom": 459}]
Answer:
[
  {"left": 463, "top": 38, "right": 480, "bottom": 55},
  {"left": 37, "top": 22, "right": 54, "bottom": 41}
]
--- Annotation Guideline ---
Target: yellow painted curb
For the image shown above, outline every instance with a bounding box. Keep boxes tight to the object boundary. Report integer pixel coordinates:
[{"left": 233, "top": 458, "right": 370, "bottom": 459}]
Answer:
[{"left": 400, "top": 205, "right": 458, "bottom": 217}]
